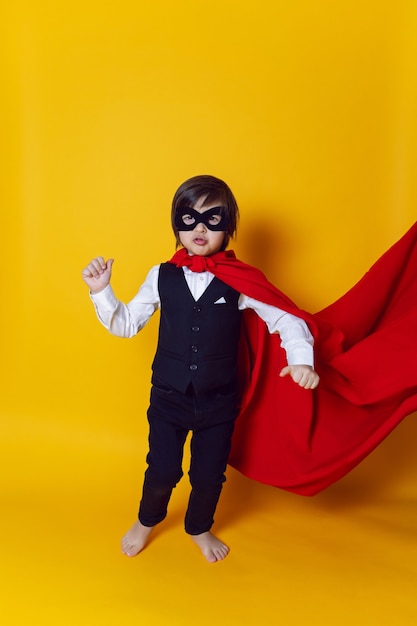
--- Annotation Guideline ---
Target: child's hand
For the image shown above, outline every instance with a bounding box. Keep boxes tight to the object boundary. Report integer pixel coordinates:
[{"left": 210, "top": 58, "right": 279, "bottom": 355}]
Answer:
[
  {"left": 82, "top": 256, "right": 114, "bottom": 294},
  {"left": 279, "top": 365, "right": 320, "bottom": 390}
]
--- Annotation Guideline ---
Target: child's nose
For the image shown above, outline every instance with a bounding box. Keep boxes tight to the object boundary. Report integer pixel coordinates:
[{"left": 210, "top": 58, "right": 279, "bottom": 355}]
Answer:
[{"left": 194, "top": 221, "right": 206, "bottom": 231}]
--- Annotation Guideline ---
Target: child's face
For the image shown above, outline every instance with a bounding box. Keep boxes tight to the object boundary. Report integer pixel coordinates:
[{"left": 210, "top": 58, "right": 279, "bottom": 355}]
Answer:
[{"left": 178, "top": 196, "right": 226, "bottom": 256}]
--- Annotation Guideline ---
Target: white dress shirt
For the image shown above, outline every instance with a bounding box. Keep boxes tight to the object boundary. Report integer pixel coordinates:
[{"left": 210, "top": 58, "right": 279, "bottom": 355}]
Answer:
[{"left": 91, "top": 264, "right": 315, "bottom": 366}]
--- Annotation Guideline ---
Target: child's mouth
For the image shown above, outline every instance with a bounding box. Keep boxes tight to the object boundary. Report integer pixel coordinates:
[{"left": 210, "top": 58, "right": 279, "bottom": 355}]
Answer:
[{"left": 193, "top": 238, "right": 207, "bottom": 245}]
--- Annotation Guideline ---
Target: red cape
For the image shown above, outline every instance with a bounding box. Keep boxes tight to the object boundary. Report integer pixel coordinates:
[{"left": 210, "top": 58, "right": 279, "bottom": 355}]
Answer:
[{"left": 168, "top": 222, "right": 417, "bottom": 495}]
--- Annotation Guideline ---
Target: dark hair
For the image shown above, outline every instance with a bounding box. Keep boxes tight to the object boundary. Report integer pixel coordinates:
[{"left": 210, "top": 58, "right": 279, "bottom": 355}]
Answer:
[{"left": 171, "top": 175, "right": 239, "bottom": 250}]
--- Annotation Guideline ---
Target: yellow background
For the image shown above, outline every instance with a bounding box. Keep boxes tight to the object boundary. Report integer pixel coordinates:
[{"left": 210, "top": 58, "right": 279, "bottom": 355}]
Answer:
[{"left": 1, "top": 1, "right": 417, "bottom": 624}]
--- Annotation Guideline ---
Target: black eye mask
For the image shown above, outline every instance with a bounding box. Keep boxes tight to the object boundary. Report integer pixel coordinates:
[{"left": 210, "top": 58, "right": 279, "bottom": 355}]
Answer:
[{"left": 174, "top": 206, "right": 229, "bottom": 231}]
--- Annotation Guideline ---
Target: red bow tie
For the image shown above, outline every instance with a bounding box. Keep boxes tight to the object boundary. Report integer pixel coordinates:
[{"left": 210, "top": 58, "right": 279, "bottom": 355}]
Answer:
[
  {"left": 168, "top": 248, "right": 238, "bottom": 273},
  {"left": 171, "top": 248, "right": 220, "bottom": 273},
  {"left": 179, "top": 254, "right": 217, "bottom": 273}
]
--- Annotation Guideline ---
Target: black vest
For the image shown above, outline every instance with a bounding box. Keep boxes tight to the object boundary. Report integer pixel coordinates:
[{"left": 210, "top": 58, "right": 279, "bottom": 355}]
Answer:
[{"left": 152, "top": 263, "right": 242, "bottom": 394}]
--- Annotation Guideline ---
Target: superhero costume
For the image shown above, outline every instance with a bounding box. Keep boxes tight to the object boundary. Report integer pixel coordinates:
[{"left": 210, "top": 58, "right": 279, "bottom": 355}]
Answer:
[{"left": 168, "top": 221, "right": 417, "bottom": 495}]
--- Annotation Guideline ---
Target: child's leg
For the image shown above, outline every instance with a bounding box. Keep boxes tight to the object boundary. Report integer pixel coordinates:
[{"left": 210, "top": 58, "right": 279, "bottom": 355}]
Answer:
[
  {"left": 121, "top": 384, "right": 188, "bottom": 557},
  {"left": 122, "top": 477, "right": 177, "bottom": 557},
  {"left": 186, "top": 412, "right": 237, "bottom": 563}
]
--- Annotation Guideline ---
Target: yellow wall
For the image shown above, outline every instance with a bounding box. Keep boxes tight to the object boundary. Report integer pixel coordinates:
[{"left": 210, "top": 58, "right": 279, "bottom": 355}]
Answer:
[
  {"left": 2, "top": 0, "right": 416, "bottom": 428},
  {"left": 1, "top": 2, "right": 417, "bottom": 623}
]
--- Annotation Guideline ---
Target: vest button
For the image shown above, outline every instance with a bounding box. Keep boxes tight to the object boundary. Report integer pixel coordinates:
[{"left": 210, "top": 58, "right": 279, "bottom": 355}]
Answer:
[
  {"left": 191, "top": 345, "right": 198, "bottom": 353},
  {"left": 191, "top": 326, "right": 200, "bottom": 332},
  {"left": 189, "top": 364, "right": 198, "bottom": 371},
  {"left": 193, "top": 305, "right": 202, "bottom": 312}
]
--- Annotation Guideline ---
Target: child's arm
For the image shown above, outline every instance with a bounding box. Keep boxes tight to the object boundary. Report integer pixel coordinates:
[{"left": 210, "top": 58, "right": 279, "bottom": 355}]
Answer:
[
  {"left": 82, "top": 257, "right": 160, "bottom": 337},
  {"left": 239, "top": 295, "right": 320, "bottom": 389}
]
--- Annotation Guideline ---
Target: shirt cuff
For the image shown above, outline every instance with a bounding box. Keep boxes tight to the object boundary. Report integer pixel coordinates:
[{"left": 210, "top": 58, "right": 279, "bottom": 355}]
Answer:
[
  {"left": 90, "top": 284, "right": 118, "bottom": 309},
  {"left": 286, "top": 346, "right": 314, "bottom": 368}
]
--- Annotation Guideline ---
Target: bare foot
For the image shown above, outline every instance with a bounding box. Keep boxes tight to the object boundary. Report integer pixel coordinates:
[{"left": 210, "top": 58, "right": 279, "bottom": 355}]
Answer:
[
  {"left": 190, "top": 531, "right": 230, "bottom": 563},
  {"left": 121, "top": 520, "right": 154, "bottom": 557}
]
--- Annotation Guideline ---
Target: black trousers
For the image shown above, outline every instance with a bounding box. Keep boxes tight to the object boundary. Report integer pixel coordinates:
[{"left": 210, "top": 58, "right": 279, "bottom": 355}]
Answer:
[{"left": 138, "top": 377, "right": 239, "bottom": 535}]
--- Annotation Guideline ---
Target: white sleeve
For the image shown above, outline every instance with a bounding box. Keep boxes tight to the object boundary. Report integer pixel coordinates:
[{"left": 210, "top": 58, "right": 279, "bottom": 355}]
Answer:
[
  {"left": 239, "top": 294, "right": 315, "bottom": 366},
  {"left": 90, "top": 265, "right": 160, "bottom": 337}
]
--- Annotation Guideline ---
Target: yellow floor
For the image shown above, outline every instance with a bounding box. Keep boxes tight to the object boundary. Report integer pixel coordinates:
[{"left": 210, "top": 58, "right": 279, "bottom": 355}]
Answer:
[{"left": 2, "top": 410, "right": 416, "bottom": 626}]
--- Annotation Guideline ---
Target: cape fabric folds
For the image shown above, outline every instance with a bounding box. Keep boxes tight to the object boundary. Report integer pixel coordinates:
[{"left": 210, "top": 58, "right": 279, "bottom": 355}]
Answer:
[{"left": 168, "top": 222, "right": 417, "bottom": 496}]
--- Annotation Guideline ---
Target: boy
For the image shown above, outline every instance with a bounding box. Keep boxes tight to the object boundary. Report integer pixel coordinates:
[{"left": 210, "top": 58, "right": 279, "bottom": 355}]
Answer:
[{"left": 82, "top": 175, "right": 319, "bottom": 562}]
